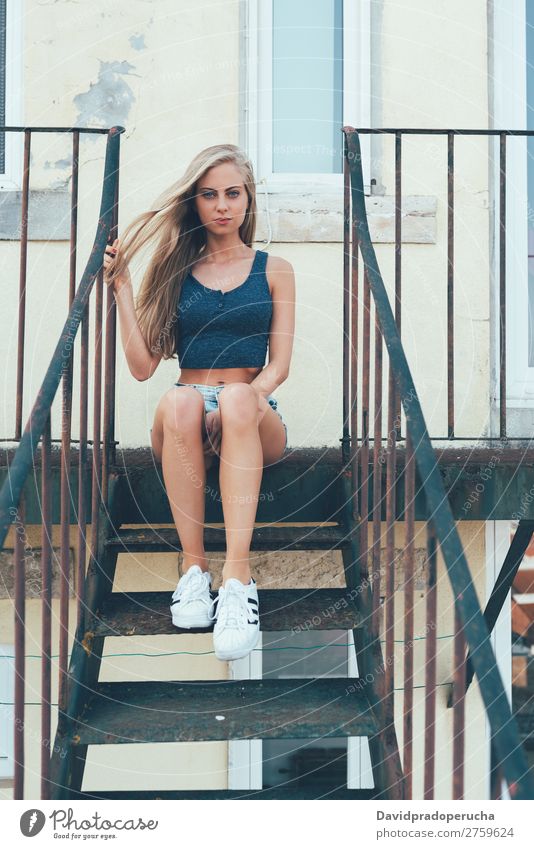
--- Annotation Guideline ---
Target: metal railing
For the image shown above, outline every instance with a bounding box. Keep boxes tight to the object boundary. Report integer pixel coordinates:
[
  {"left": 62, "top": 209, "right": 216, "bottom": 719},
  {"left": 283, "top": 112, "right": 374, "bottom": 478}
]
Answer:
[
  {"left": 342, "top": 126, "right": 534, "bottom": 799},
  {"left": 1, "top": 121, "right": 532, "bottom": 800},
  {"left": 0, "top": 124, "right": 123, "bottom": 798},
  {"left": 340, "top": 127, "right": 534, "bottom": 443}
]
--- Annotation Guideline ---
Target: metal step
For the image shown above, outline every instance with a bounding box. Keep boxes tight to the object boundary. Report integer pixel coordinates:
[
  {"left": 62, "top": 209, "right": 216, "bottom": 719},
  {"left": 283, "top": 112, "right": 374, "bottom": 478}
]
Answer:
[
  {"left": 68, "top": 785, "right": 378, "bottom": 800},
  {"left": 109, "top": 448, "right": 348, "bottom": 525},
  {"left": 90, "top": 588, "right": 363, "bottom": 636},
  {"left": 104, "top": 524, "right": 354, "bottom": 552},
  {"left": 68, "top": 679, "right": 378, "bottom": 745}
]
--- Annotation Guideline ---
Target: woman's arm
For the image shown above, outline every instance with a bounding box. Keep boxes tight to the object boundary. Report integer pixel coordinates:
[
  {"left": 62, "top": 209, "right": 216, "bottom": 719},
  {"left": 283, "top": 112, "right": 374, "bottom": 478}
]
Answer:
[
  {"left": 249, "top": 255, "right": 295, "bottom": 399},
  {"left": 104, "top": 239, "right": 162, "bottom": 382},
  {"left": 114, "top": 282, "right": 163, "bottom": 381}
]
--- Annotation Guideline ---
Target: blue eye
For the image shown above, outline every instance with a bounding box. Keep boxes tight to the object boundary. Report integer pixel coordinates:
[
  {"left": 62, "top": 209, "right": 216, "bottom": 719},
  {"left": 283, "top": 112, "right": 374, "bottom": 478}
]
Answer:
[{"left": 201, "top": 190, "right": 240, "bottom": 199}]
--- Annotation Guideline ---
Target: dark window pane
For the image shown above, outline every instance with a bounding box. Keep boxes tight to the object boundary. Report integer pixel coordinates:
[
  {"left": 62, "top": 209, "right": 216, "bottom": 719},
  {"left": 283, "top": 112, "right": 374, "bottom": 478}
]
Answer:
[{"left": 262, "top": 630, "right": 348, "bottom": 789}]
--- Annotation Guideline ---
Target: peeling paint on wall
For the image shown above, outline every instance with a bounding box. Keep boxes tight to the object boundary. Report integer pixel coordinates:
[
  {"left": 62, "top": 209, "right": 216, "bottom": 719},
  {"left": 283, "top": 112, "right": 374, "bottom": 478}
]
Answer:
[
  {"left": 73, "top": 60, "right": 137, "bottom": 130},
  {"left": 129, "top": 33, "right": 146, "bottom": 51},
  {"left": 44, "top": 158, "right": 71, "bottom": 170}
]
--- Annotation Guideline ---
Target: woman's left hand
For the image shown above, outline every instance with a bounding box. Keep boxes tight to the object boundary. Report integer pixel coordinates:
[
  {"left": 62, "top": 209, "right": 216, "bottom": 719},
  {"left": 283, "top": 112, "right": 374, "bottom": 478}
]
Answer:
[{"left": 203, "top": 410, "right": 222, "bottom": 456}]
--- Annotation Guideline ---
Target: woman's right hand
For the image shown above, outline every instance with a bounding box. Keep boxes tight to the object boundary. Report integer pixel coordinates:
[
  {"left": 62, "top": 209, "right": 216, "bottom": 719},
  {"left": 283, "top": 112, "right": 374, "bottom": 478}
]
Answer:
[{"left": 103, "top": 238, "right": 131, "bottom": 293}]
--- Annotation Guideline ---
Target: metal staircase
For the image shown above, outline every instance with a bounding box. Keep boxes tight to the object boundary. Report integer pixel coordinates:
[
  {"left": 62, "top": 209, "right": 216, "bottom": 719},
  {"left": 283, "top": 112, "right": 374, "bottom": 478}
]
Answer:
[
  {"left": 48, "top": 464, "right": 394, "bottom": 799},
  {"left": 1, "top": 123, "right": 534, "bottom": 800}
]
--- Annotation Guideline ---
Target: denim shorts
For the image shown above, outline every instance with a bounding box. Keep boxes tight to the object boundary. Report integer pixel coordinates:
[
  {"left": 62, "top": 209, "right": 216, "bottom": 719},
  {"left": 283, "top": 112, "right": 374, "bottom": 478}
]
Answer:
[{"left": 174, "top": 381, "right": 288, "bottom": 448}]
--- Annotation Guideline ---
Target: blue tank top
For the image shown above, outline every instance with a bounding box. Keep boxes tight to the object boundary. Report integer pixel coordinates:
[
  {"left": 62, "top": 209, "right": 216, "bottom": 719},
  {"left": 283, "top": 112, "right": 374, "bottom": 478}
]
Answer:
[{"left": 175, "top": 248, "right": 272, "bottom": 369}]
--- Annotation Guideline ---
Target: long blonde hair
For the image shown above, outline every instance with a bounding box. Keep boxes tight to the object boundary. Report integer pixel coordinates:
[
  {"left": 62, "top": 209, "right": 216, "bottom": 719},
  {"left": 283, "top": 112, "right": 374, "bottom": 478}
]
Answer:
[{"left": 108, "top": 144, "right": 258, "bottom": 359}]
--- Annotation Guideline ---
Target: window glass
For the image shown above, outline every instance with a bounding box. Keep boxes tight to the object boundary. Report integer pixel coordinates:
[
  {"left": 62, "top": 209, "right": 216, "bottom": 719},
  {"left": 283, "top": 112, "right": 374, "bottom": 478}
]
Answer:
[
  {"left": 272, "top": 0, "right": 343, "bottom": 174},
  {"left": 261, "top": 629, "right": 348, "bottom": 790}
]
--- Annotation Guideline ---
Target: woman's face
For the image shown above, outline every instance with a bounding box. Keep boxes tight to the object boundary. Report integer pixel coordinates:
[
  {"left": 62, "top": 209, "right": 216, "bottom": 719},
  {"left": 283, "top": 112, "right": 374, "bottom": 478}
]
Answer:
[{"left": 194, "top": 162, "right": 249, "bottom": 236}]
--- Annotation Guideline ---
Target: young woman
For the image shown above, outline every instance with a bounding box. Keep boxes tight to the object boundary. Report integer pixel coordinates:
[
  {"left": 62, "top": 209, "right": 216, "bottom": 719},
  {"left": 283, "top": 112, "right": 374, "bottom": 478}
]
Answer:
[{"left": 103, "top": 143, "right": 295, "bottom": 661}]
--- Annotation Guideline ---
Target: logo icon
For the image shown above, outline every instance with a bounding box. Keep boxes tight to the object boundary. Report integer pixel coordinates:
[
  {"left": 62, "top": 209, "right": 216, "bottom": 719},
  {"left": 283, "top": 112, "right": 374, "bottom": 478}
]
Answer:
[{"left": 20, "top": 810, "right": 46, "bottom": 837}]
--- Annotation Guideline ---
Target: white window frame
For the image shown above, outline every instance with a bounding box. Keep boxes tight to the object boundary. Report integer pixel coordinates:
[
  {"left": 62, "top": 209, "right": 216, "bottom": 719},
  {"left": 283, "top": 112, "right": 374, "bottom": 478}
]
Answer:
[
  {"left": 0, "top": 0, "right": 23, "bottom": 191},
  {"left": 243, "top": 0, "right": 371, "bottom": 194},
  {"left": 491, "top": 0, "right": 534, "bottom": 404},
  {"left": 228, "top": 630, "right": 374, "bottom": 791},
  {"left": 0, "top": 644, "right": 14, "bottom": 779},
  {"left": 484, "top": 521, "right": 513, "bottom": 801}
]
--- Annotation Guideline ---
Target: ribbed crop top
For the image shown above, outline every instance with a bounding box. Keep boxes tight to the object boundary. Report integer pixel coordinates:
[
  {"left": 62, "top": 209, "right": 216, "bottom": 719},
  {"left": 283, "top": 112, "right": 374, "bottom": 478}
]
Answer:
[{"left": 175, "top": 248, "right": 273, "bottom": 369}]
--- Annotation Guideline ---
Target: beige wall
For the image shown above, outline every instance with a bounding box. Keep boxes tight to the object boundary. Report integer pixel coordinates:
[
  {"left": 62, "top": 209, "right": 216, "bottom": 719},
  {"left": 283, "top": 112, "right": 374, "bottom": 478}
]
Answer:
[
  {"left": 390, "top": 520, "right": 489, "bottom": 800},
  {"left": 374, "top": 0, "right": 491, "bottom": 439},
  {"left": 2, "top": 0, "right": 494, "bottom": 448},
  {"left": 0, "top": 0, "right": 503, "bottom": 800}
]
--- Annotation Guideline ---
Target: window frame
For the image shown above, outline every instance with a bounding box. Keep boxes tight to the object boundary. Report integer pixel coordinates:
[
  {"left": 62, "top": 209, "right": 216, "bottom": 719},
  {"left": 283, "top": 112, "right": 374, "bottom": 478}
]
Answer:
[
  {"left": 243, "top": 0, "right": 371, "bottom": 194},
  {"left": 0, "top": 0, "right": 23, "bottom": 191},
  {"left": 484, "top": 521, "right": 513, "bottom": 801},
  {"left": 228, "top": 630, "right": 374, "bottom": 792},
  {"left": 491, "top": 0, "right": 534, "bottom": 404},
  {"left": 0, "top": 644, "right": 14, "bottom": 780}
]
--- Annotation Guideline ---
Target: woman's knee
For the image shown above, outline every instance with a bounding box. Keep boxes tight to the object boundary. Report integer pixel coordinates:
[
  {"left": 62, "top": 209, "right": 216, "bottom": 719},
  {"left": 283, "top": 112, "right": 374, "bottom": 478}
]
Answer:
[
  {"left": 218, "top": 382, "right": 258, "bottom": 426},
  {"left": 160, "top": 386, "right": 205, "bottom": 432}
]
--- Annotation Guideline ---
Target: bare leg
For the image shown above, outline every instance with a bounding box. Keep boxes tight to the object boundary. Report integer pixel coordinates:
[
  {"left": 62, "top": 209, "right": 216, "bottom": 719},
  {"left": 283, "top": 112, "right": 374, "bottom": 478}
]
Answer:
[
  {"left": 152, "top": 387, "right": 210, "bottom": 573},
  {"left": 217, "top": 383, "right": 264, "bottom": 585}
]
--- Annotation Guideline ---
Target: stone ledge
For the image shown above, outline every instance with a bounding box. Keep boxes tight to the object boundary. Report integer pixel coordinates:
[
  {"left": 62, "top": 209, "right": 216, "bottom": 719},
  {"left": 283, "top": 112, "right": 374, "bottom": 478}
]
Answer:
[
  {"left": 0, "top": 190, "right": 71, "bottom": 240},
  {"left": 0, "top": 189, "right": 436, "bottom": 243},
  {"left": 254, "top": 188, "right": 437, "bottom": 243}
]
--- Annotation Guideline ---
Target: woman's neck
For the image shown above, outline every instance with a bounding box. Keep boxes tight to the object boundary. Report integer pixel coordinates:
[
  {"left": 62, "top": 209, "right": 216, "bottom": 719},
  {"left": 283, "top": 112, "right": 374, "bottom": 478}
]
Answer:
[{"left": 202, "top": 238, "right": 250, "bottom": 265}]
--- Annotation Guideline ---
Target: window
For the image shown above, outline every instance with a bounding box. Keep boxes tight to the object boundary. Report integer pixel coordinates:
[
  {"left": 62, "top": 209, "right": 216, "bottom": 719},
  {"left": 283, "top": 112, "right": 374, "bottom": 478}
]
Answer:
[
  {"left": 485, "top": 523, "right": 513, "bottom": 800},
  {"left": 1, "top": 0, "right": 6, "bottom": 174},
  {"left": 244, "top": 0, "right": 371, "bottom": 192},
  {"left": 0, "top": 0, "right": 23, "bottom": 190},
  {"left": 0, "top": 645, "right": 14, "bottom": 780},
  {"left": 228, "top": 630, "right": 374, "bottom": 792},
  {"left": 271, "top": 0, "right": 343, "bottom": 175},
  {"left": 527, "top": 1, "right": 534, "bottom": 367}
]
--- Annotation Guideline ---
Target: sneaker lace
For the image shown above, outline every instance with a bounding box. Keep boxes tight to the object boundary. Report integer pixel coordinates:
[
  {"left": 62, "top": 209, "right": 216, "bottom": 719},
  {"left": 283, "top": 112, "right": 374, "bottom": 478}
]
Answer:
[
  {"left": 172, "top": 570, "right": 209, "bottom": 606},
  {"left": 209, "top": 583, "right": 250, "bottom": 630}
]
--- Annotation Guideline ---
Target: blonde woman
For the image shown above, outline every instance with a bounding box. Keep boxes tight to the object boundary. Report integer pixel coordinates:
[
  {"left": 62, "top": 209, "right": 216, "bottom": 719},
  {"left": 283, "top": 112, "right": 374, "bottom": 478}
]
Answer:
[{"left": 103, "top": 144, "right": 295, "bottom": 661}]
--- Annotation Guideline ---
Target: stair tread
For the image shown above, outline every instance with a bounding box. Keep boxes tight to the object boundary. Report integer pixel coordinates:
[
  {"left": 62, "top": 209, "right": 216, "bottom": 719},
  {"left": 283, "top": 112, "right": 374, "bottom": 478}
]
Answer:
[
  {"left": 91, "top": 588, "right": 362, "bottom": 636},
  {"left": 70, "top": 678, "right": 377, "bottom": 745},
  {"left": 69, "top": 785, "right": 378, "bottom": 800},
  {"left": 104, "top": 524, "right": 353, "bottom": 552}
]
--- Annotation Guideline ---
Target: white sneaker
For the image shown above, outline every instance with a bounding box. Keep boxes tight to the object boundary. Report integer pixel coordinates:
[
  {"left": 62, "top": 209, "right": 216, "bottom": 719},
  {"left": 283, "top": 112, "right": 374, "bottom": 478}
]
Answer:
[
  {"left": 210, "top": 577, "right": 260, "bottom": 661},
  {"left": 170, "top": 564, "right": 213, "bottom": 628}
]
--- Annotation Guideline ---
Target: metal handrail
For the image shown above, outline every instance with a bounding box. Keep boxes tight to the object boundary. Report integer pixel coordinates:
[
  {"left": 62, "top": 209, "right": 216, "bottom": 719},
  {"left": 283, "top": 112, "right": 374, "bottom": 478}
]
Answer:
[
  {"left": 343, "top": 126, "right": 534, "bottom": 800},
  {"left": 0, "top": 125, "right": 124, "bottom": 548}
]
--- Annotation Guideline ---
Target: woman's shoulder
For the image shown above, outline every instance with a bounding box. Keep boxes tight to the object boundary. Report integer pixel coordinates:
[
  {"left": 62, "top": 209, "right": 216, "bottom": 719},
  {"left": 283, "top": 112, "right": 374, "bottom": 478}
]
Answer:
[
  {"left": 260, "top": 250, "right": 295, "bottom": 297},
  {"left": 260, "top": 250, "right": 294, "bottom": 274}
]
